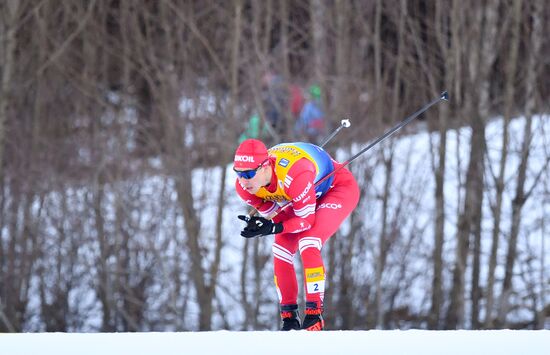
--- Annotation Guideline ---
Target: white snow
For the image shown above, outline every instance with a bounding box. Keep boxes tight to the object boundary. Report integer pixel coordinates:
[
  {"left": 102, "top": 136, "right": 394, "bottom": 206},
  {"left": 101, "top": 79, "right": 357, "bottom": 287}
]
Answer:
[{"left": 1, "top": 330, "right": 549, "bottom": 355}]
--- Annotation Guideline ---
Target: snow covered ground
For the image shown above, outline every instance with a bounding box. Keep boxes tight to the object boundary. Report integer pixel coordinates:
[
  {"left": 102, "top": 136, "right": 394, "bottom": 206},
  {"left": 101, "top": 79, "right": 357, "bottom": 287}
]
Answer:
[{"left": 2, "top": 330, "right": 549, "bottom": 355}]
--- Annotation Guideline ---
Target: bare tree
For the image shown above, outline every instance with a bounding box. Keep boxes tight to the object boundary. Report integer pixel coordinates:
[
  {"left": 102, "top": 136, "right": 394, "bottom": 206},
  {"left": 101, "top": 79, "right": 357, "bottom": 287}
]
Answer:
[
  {"left": 446, "top": 0, "right": 501, "bottom": 329},
  {"left": 0, "top": 0, "right": 24, "bottom": 182},
  {"left": 496, "top": 0, "right": 547, "bottom": 327},
  {"left": 485, "top": 0, "right": 523, "bottom": 328},
  {"left": 425, "top": 0, "right": 462, "bottom": 329}
]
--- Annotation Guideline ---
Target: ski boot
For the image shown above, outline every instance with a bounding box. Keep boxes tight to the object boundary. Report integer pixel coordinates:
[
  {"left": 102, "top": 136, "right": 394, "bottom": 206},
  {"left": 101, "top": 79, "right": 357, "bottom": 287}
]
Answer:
[
  {"left": 280, "top": 304, "right": 301, "bottom": 331},
  {"left": 301, "top": 302, "right": 324, "bottom": 331}
]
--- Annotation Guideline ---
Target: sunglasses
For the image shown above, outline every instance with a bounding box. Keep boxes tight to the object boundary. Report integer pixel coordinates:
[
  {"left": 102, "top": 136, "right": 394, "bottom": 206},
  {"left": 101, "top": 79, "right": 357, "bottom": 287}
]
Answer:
[{"left": 234, "top": 159, "right": 268, "bottom": 179}]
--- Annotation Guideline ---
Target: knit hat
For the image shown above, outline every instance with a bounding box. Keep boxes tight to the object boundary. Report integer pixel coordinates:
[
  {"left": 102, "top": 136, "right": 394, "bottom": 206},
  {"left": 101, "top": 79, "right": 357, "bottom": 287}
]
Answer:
[{"left": 234, "top": 139, "right": 269, "bottom": 170}]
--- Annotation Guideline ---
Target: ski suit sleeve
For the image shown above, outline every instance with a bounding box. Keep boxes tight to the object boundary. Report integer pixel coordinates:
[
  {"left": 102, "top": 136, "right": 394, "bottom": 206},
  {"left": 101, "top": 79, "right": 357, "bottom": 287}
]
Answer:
[{"left": 280, "top": 160, "right": 317, "bottom": 233}]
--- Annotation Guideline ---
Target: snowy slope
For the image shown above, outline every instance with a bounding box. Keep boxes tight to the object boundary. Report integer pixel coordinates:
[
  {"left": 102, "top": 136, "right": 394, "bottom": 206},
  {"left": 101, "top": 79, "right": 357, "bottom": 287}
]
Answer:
[{"left": 2, "top": 330, "right": 549, "bottom": 355}]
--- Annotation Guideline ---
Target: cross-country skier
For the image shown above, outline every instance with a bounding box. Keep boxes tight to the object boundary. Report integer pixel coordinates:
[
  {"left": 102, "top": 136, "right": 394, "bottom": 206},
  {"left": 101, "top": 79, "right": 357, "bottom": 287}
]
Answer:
[{"left": 233, "top": 138, "right": 360, "bottom": 331}]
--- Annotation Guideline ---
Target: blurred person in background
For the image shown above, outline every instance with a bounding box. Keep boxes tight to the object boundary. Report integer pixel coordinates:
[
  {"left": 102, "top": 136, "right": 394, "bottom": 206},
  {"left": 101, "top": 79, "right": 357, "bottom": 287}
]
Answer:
[
  {"left": 261, "top": 70, "right": 288, "bottom": 137},
  {"left": 295, "top": 84, "right": 326, "bottom": 144}
]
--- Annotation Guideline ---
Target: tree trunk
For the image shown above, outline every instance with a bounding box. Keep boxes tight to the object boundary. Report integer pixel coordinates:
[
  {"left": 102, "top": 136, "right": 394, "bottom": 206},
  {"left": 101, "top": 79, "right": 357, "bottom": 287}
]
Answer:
[
  {"left": 366, "top": 0, "right": 384, "bottom": 329},
  {"left": 310, "top": 0, "right": 327, "bottom": 83},
  {"left": 332, "top": 0, "right": 352, "bottom": 129},
  {"left": 496, "top": 0, "right": 539, "bottom": 328},
  {"left": 372, "top": 147, "right": 394, "bottom": 328},
  {"left": 445, "top": 1, "right": 500, "bottom": 329},
  {"left": 485, "top": 0, "right": 522, "bottom": 328},
  {"left": 0, "top": 0, "right": 20, "bottom": 182},
  {"left": 428, "top": 0, "right": 460, "bottom": 329}
]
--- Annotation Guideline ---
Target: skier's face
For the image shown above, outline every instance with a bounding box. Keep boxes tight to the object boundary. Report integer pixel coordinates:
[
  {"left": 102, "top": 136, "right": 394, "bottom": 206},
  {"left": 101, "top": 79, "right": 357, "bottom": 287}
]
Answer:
[{"left": 236, "top": 160, "right": 270, "bottom": 194}]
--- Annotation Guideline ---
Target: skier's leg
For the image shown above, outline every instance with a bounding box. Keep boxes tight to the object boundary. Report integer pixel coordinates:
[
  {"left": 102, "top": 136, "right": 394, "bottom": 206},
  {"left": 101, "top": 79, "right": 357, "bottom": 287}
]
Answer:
[
  {"left": 273, "top": 234, "right": 301, "bottom": 330},
  {"left": 272, "top": 235, "right": 299, "bottom": 305},
  {"left": 298, "top": 171, "right": 360, "bottom": 330}
]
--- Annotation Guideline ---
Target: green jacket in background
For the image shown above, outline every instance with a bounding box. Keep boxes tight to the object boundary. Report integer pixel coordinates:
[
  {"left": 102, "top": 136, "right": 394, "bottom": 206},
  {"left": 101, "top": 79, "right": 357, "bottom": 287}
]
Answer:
[{"left": 238, "top": 113, "right": 270, "bottom": 143}]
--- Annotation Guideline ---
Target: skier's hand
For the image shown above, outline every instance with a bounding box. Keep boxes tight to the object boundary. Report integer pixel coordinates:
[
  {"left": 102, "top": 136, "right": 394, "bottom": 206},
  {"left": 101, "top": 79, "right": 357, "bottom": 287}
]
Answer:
[
  {"left": 237, "top": 215, "right": 257, "bottom": 230},
  {"left": 238, "top": 215, "right": 283, "bottom": 238}
]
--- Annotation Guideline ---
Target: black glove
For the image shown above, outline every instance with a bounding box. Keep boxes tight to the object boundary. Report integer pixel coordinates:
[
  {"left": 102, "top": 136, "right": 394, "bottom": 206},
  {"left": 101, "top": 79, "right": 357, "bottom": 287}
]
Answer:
[
  {"left": 238, "top": 215, "right": 284, "bottom": 238},
  {"left": 237, "top": 215, "right": 257, "bottom": 230}
]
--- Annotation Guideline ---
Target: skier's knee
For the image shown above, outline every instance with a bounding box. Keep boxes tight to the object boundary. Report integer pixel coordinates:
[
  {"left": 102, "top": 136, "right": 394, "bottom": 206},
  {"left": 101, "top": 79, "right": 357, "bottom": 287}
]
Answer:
[
  {"left": 272, "top": 242, "right": 294, "bottom": 264},
  {"left": 298, "top": 237, "right": 322, "bottom": 255}
]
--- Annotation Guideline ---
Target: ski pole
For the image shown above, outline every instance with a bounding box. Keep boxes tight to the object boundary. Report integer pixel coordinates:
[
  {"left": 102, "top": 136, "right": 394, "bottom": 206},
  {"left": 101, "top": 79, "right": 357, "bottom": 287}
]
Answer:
[
  {"left": 266, "top": 91, "right": 449, "bottom": 219},
  {"left": 329, "top": 91, "right": 448, "bottom": 171},
  {"left": 319, "top": 119, "right": 351, "bottom": 148}
]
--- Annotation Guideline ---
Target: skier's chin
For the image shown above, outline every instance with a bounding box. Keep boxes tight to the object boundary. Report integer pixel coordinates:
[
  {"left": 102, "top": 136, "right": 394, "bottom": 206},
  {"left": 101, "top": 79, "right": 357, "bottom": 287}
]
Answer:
[{"left": 245, "top": 186, "right": 260, "bottom": 194}]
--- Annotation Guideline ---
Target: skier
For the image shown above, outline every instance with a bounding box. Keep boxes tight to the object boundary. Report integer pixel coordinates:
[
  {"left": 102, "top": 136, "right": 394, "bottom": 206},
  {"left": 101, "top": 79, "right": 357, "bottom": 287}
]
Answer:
[{"left": 233, "top": 138, "right": 360, "bottom": 330}]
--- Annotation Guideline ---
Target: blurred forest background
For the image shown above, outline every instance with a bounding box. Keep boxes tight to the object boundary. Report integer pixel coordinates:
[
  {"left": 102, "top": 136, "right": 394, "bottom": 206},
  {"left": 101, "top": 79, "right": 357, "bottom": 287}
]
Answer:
[{"left": 0, "top": 0, "right": 549, "bottom": 332}]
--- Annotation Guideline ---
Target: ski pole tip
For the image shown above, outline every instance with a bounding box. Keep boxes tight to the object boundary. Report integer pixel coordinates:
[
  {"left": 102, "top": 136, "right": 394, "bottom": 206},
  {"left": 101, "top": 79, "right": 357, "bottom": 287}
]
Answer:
[
  {"left": 341, "top": 119, "right": 351, "bottom": 128},
  {"left": 440, "top": 91, "right": 449, "bottom": 101}
]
